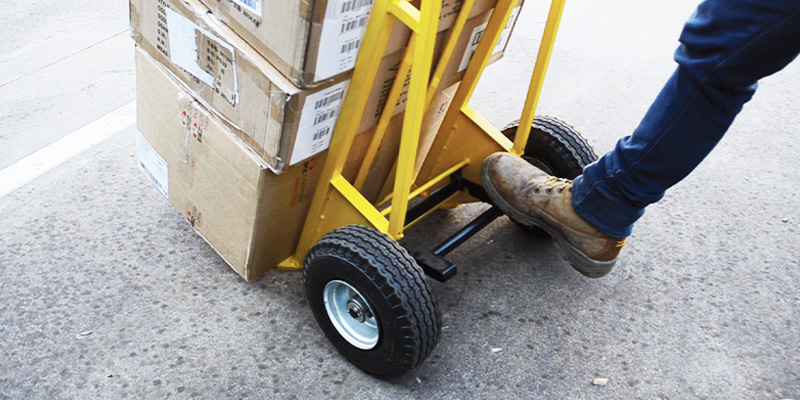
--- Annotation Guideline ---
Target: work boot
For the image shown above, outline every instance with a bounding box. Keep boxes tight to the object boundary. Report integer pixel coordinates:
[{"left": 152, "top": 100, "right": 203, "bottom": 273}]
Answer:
[{"left": 480, "top": 152, "right": 626, "bottom": 278}]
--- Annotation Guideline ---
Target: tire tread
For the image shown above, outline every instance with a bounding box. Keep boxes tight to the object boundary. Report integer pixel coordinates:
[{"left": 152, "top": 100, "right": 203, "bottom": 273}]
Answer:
[{"left": 303, "top": 225, "right": 441, "bottom": 378}]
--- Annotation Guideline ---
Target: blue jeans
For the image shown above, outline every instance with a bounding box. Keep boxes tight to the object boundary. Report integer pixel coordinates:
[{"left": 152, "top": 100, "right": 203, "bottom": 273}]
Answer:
[{"left": 572, "top": 0, "right": 800, "bottom": 238}]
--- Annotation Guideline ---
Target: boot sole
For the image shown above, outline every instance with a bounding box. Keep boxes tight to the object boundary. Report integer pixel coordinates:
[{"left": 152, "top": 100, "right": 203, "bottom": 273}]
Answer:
[{"left": 480, "top": 163, "right": 615, "bottom": 278}]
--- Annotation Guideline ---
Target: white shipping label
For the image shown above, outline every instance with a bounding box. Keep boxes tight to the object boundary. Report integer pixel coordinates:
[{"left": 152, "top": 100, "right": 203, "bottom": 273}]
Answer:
[
  {"left": 457, "top": 6, "right": 521, "bottom": 73},
  {"left": 137, "top": 132, "right": 169, "bottom": 198},
  {"left": 290, "top": 80, "right": 350, "bottom": 165},
  {"left": 231, "top": 0, "right": 262, "bottom": 17},
  {"left": 166, "top": 8, "right": 240, "bottom": 104},
  {"left": 313, "top": 0, "right": 375, "bottom": 82}
]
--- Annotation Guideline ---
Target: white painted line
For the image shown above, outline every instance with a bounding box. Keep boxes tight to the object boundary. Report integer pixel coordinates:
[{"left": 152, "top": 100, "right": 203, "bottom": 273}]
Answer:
[{"left": 0, "top": 101, "right": 136, "bottom": 199}]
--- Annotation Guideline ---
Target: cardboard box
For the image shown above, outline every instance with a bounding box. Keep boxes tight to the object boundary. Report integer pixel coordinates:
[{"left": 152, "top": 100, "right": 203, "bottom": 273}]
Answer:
[
  {"left": 136, "top": 43, "right": 325, "bottom": 281},
  {"left": 197, "top": 0, "right": 503, "bottom": 87},
  {"left": 130, "top": 0, "right": 522, "bottom": 173},
  {"left": 135, "top": 44, "right": 457, "bottom": 279}
]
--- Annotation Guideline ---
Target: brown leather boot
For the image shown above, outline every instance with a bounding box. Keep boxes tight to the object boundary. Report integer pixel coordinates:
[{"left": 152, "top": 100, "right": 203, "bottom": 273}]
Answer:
[{"left": 480, "top": 152, "right": 626, "bottom": 278}]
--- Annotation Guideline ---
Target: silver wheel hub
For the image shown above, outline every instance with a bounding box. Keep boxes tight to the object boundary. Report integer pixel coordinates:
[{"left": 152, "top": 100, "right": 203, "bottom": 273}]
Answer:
[
  {"left": 347, "top": 298, "right": 370, "bottom": 323},
  {"left": 323, "top": 280, "right": 379, "bottom": 350}
]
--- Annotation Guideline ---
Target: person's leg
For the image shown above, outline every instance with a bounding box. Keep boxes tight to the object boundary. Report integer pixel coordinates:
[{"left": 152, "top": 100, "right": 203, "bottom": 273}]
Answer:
[
  {"left": 482, "top": 0, "right": 800, "bottom": 277},
  {"left": 573, "top": 0, "right": 800, "bottom": 238}
]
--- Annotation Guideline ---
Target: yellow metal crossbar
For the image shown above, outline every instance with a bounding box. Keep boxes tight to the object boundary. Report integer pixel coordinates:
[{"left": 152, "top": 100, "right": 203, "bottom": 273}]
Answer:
[
  {"left": 330, "top": 176, "right": 389, "bottom": 232},
  {"left": 388, "top": 0, "right": 421, "bottom": 31},
  {"left": 380, "top": 159, "right": 469, "bottom": 217}
]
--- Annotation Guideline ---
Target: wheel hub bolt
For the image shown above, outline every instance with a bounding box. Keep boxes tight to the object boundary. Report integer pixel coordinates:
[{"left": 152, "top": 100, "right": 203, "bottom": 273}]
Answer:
[{"left": 347, "top": 298, "right": 368, "bottom": 323}]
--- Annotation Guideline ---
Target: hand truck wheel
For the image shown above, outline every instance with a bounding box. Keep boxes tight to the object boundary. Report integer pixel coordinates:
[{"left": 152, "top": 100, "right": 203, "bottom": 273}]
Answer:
[
  {"left": 303, "top": 225, "right": 441, "bottom": 378},
  {"left": 501, "top": 115, "right": 598, "bottom": 236}
]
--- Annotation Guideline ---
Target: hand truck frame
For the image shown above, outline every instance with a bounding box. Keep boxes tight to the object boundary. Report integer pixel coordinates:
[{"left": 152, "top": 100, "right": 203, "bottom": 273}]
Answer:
[{"left": 276, "top": 0, "right": 597, "bottom": 378}]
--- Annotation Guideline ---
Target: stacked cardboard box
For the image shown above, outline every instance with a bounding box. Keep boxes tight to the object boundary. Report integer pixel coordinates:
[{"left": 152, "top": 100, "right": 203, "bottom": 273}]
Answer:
[
  {"left": 132, "top": 0, "right": 522, "bottom": 280},
  {"left": 136, "top": 47, "right": 460, "bottom": 280},
  {"left": 130, "top": 0, "right": 522, "bottom": 171},
  {"left": 194, "top": 0, "right": 514, "bottom": 87}
]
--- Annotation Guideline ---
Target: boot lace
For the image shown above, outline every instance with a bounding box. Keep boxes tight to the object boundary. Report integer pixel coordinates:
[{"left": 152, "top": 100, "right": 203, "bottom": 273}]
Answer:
[{"left": 533, "top": 176, "right": 573, "bottom": 193}]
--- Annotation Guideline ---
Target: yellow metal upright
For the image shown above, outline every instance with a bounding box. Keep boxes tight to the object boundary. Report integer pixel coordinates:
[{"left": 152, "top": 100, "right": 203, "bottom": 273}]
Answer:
[
  {"left": 278, "top": 0, "right": 444, "bottom": 270},
  {"left": 353, "top": 36, "right": 416, "bottom": 191},
  {"left": 279, "top": 0, "right": 570, "bottom": 271},
  {"left": 387, "top": 0, "right": 441, "bottom": 238},
  {"left": 513, "top": 0, "right": 567, "bottom": 155}
]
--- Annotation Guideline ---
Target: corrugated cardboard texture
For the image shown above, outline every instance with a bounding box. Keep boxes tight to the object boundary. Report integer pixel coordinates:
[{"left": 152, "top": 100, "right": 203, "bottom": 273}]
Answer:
[
  {"left": 199, "top": 0, "right": 313, "bottom": 86},
  {"left": 136, "top": 45, "right": 324, "bottom": 281},
  {"left": 130, "top": 0, "right": 306, "bottom": 172}
]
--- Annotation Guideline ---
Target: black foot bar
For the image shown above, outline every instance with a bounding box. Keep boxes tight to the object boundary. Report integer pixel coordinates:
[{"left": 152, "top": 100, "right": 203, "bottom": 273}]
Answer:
[{"left": 404, "top": 173, "right": 503, "bottom": 282}]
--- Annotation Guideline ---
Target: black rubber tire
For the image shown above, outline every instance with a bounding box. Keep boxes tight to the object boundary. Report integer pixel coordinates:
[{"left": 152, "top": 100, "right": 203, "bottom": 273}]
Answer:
[
  {"left": 501, "top": 116, "right": 598, "bottom": 235},
  {"left": 502, "top": 115, "right": 597, "bottom": 179},
  {"left": 303, "top": 225, "right": 441, "bottom": 379}
]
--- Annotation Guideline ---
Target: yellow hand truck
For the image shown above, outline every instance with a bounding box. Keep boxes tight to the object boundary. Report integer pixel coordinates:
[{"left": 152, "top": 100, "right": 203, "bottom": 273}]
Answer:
[{"left": 277, "top": 0, "right": 598, "bottom": 378}]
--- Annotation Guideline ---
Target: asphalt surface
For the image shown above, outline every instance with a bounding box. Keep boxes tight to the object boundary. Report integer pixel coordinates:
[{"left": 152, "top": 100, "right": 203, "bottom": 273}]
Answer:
[{"left": 1, "top": 0, "right": 798, "bottom": 399}]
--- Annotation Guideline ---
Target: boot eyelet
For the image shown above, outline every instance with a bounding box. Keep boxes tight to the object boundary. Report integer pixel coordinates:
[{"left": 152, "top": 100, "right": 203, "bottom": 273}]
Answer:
[{"left": 545, "top": 189, "right": 552, "bottom": 193}]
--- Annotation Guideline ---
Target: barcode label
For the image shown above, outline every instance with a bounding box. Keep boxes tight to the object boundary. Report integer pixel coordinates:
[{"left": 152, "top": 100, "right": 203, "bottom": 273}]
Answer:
[
  {"left": 340, "top": 15, "right": 369, "bottom": 33},
  {"left": 496, "top": 6, "right": 522, "bottom": 53},
  {"left": 340, "top": 40, "right": 360, "bottom": 55},
  {"left": 137, "top": 132, "right": 169, "bottom": 198},
  {"left": 314, "top": 90, "right": 345, "bottom": 110},
  {"left": 314, "top": 0, "right": 375, "bottom": 81},
  {"left": 341, "top": 0, "right": 373, "bottom": 13},
  {"left": 313, "top": 109, "right": 337, "bottom": 125},
  {"left": 142, "top": 165, "right": 165, "bottom": 195},
  {"left": 457, "top": 6, "right": 521, "bottom": 73},
  {"left": 291, "top": 80, "right": 350, "bottom": 165},
  {"left": 232, "top": 0, "right": 263, "bottom": 17},
  {"left": 313, "top": 127, "right": 332, "bottom": 141},
  {"left": 471, "top": 31, "right": 484, "bottom": 47}
]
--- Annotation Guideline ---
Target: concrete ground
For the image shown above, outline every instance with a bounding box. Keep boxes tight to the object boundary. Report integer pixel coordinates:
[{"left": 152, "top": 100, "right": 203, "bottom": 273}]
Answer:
[{"left": 1, "top": 0, "right": 798, "bottom": 399}]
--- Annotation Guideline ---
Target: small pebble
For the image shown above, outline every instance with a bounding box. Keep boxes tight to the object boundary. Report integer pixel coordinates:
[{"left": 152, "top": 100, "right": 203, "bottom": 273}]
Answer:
[
  {"left": 782, "top": 218, "right": 789, "bottom": 223},
  {"left": 76, "top": 330, "right": 93, "bottom": 339},
  {"left": 491, "top": 348, "right": 503, "bottom": 353},
  {"left": 592, "top": 378, "right": 609, "bottom": 386}
]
